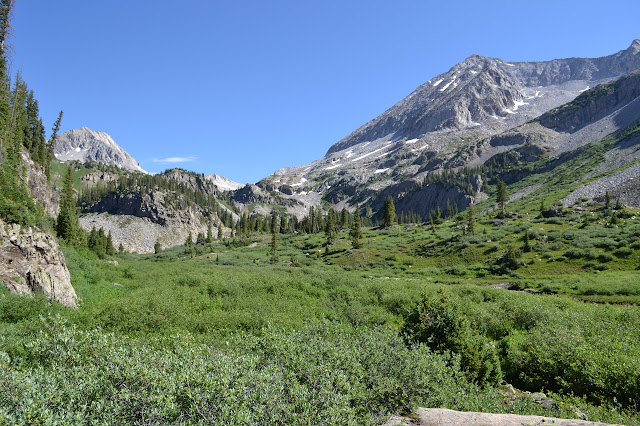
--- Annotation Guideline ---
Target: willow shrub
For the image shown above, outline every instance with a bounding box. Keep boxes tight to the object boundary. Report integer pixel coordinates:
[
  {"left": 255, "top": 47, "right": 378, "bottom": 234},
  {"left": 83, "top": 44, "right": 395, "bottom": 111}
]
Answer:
[{"left": 0, "top": 316, "right": 498, "bottom": 426}]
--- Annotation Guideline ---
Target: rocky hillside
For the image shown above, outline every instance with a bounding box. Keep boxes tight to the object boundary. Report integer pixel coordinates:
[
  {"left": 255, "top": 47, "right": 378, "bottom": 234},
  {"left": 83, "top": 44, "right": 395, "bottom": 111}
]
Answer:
[
  {"left": 257, "top": 40, "right": 640, "bottom": 218},
  {"left": 77, "top": 168, "right": 239, "bottom": 253},
  {"left": 55, "top": 127, "right": 147, "bottom": 173}
]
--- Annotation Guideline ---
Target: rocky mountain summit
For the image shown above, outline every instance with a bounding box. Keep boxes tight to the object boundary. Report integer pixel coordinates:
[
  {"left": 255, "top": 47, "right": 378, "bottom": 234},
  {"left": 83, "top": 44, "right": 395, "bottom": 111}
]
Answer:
[
  {"left": 259, "top": 40, "right": 640, "bottom": 217},
  {"left": 55, "top": 127, "right": 147, "bottom": 173}
]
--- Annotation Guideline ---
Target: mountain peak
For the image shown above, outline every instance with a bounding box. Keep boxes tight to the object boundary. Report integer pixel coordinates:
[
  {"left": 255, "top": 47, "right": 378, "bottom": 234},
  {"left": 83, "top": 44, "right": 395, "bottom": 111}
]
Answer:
[
  {"left": 54, "top": 127, "right": 147, "bottom": 173},
  {"left": 629, "top": 39, "right": 640, "bottom": 54}
]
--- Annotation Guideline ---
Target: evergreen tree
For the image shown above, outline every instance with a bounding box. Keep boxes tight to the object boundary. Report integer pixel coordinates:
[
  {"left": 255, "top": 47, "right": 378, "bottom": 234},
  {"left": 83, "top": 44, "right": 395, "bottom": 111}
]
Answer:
[
  {"left": 350, "top": 211, "right": 362, "bottom": 249},
  {"left": 118, "top": 243, "right": 124, "bottom": 254},
  {"left": 206, "top": 223, "right": 213, "bottom": 244},
  {"left": 467, "top": 204, "right": 476, "bottom": 235},
  {"left": 56, "top": 167, "right": 84, "bottom": 245},
  {"left": 496, "top": 179, "right": 508, "bottom": 216},
  {"left": 604, "top": 191, "right": 611, "bottom": 209},
  {"left": 154, "top": 240, "right": 162, "bottom": 254},
  {"left": 270, "top": 211, "right": 278, "bottom": 263},
  {"left": 339, "top": 208, "right": 349, "bottom": 229},
  {"left": 45, "top": 110, "right": 63, "bottom": 179},
  {"left": 218, "top": 222, "right": 223, "bottom": 240},
  {"left": 185, "top": 232, "right": 194, "bottom": 257},
  {"left": 325, "top": 208, "right": 336, "bottom": 245},
  {"left": 382, "top": 196, "right": 396, "bottom": 228},
  {"left": 106, "top": 230, "right": 115, "bottom": 256}
]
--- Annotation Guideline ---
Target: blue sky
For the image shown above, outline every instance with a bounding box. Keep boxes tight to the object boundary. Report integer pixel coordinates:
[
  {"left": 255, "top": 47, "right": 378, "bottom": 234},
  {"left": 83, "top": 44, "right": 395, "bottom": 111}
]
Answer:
[{"left": 11, "top": 0, "right": 640, "bottom": 184}]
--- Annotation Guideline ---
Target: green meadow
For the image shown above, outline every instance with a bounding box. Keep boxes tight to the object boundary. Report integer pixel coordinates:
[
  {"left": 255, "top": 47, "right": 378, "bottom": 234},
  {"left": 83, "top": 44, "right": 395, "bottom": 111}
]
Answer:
[{"left": 2, "top": 200, "right": 640, "bottom": 425}]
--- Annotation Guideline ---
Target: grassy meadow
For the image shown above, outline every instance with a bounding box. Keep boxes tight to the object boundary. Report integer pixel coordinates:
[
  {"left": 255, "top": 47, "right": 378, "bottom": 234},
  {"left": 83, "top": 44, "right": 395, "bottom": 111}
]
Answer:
[{"left": 2, "top": 200, "right": 640, "bottom": 424}]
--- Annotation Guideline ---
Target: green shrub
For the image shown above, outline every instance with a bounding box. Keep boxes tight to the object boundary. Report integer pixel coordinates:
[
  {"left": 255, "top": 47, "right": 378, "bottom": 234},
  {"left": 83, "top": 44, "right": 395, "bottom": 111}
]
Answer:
[
  {"left": 613, "top": 247, "right": 633, "bottom": 258},
  {"left": 401, "top": 289, "right": 501, "bottom": 386}
]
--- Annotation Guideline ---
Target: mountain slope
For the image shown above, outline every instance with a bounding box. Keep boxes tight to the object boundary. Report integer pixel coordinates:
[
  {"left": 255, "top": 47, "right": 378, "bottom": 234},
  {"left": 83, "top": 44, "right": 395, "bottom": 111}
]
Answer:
[
  {"left": 257, "top": 40, "right": 640, "bottom": 217},
  {"left": 55, "top": 127, "right": 147, "bottom": 173}
]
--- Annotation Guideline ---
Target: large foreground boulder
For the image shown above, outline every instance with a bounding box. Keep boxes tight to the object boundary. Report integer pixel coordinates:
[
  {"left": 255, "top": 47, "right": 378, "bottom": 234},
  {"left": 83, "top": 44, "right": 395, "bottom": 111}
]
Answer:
[
  {"left": 383, "top": 408, "right": 620, "bottom": 426},
  {"left": 0, "top": 218, "right": 77, "bottom": 308}
]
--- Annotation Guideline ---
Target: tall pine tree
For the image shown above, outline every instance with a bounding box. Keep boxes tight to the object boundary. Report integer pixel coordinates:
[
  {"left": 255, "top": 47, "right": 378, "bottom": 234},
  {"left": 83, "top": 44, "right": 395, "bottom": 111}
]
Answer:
[{"left": 56, "top": 167, "right": 84, "bottom": 245}]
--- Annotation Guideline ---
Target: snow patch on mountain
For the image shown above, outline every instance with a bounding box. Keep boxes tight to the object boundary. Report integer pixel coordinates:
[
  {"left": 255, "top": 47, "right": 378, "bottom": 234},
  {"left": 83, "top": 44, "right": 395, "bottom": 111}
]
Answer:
[{"left": 205, "top": 174, "right": 245, "bottom": 191}]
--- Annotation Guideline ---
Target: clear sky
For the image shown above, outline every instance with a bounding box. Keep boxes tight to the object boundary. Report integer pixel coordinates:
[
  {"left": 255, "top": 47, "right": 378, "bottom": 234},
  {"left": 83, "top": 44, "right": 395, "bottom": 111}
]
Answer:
[{"left": 10, "top": 0, "right": 640, "bottom": 184}]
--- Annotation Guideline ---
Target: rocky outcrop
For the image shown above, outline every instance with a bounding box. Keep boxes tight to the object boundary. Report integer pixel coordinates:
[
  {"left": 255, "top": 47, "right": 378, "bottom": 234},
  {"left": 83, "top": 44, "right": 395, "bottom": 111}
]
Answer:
[
  {"left": 383, "top": 408, "right": 620, "bottom": 426},
  {"left": 0, "top": 218, "right": 77, "bottom": 308},
  {"left": 540, "top": 70, "right": 640, "bottom": 132},
  {"left": 22, "top": 151, "right": 58, "bottom": 217}
]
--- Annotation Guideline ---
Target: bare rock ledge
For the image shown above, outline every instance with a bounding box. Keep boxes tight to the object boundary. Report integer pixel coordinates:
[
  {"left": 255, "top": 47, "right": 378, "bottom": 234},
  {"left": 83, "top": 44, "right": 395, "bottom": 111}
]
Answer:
[{"left": 383, "top": 408, "right": 620, "bottom": 426}]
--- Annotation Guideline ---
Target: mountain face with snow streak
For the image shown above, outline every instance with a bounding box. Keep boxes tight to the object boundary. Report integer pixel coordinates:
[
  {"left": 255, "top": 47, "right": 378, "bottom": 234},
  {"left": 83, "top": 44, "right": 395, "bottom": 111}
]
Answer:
[
  {"left": 205, "top": 173, "right": 245, "bottom": 191},
  {"left": 255, "top": 40, "right": 640, "bottom": 217},
  {"left": 54, "top": 127, "right": 147, "bottom": 173}
]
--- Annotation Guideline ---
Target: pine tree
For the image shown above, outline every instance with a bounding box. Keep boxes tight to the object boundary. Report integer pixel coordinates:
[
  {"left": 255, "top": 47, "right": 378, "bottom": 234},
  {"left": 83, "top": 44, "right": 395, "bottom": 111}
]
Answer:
[
  {"left": 382, "top": 196, "right": 396, "bottom": 228},
  {"left": 56, "top": 167, "right": 84, "bottom": 245},
  {"left": 496, "top": 179, "right": 508, "bottom": 217},
  {"left": 185, "top": 232, "right": 194, "bottom": 257},
  {"left": 154, "top": 240, "right": 162, "bottom": 254},
  {"left": 206, "top": 223, "right": 213, "bottom": 244},
  {"left": 339, "top": 208, "right": 349, "bottom": 229},
  {"left": 350, "top": 211, "right": 362, "bottom": 249},
  {"left": 604, "top": 191, "right": 611, "bottom": 209},
  {"left": 325, "top": 209, "right": 336, "bottom": 245},
  {"left": 467, "top": 204, "right": 476, "bottom": 235},
  {"left": 218, "top": 222, "right": 223, "bottom": 239},
  {"left": 45, "top": 110, "right": 63, "bottom": 179},
  {"left": 270, "top": 211, "right": 279, "bottom": 263},
  {"left": 106, "top": 230, "right": 115, "bottom": 256}
]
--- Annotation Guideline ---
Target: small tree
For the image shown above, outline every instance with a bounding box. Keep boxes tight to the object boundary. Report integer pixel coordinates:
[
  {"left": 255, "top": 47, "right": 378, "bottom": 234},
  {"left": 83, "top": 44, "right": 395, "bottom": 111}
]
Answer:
[
  {"left": 325, "top": 209, "right": 336, "bottom": 245},
  {"left": 604, "top": 191, "right": 611, "bottom": 209},
  {"left": 154, "top": 240, "right": 162, "bottom": 254},
  {"left": 350, "top": 211, "right": 362, "bottom": 249},
  {"left": 467, "top": 204, "right": 476, "bottom": 235},
  {"left": 496, "top": 179, "right": 508, "bottom": 217},
  {"left": 382, "top": 196, "right": 396, "bottom": 228},
  {"left": 270, "top": 211, "right": 279, "bottom": 263},
  {"left": 185, "top": 232, "right": 194, "bottom": 257}
]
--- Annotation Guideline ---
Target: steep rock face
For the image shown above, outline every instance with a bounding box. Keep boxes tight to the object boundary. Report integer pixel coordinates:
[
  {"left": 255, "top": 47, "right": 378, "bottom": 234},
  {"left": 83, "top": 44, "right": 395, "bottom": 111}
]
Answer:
[
  {"left": 508, "top": 39, "right": 640, "bottom": 87},
  {"left": 22, "top": 151, "right": 58, "bottom": 216},
  {"left": 539, "top": 70, "right": 640, "bottom": 132},
  {"left": 55, "top": 127, "right": 146, "bottom": 173},
  {"left": 0, "top": 218, "right": 77, "bottom": 308}
]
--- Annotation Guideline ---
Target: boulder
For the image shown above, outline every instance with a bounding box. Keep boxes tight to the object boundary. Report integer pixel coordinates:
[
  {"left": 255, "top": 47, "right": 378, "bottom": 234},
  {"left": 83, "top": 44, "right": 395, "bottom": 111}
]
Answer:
[
  {"left": 0, "top": 218, "right": 77, "bottom": 308},
  {"left": 383, "top": 408, "right": 621, "bottom": 426}
]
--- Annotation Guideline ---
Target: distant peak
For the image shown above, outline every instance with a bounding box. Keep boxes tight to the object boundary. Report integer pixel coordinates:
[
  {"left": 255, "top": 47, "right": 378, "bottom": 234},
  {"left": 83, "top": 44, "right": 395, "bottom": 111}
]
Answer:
[{"left": 629, "top": 39, "right": 640, "bottom": 53}]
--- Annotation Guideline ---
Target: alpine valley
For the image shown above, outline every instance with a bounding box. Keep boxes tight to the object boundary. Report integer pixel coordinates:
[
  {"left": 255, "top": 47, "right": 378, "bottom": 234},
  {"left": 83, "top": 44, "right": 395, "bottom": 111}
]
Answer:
[
  {"left": 62, "top": 40, "right": 640, "bottom": 252},
  {"left": 4, "top": 26, "right": 640, "bottom": 426}
]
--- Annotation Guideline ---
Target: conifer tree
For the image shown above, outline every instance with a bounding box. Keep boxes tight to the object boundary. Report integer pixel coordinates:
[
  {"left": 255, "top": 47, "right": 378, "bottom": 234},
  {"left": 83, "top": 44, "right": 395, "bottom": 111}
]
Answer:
[
  {"left": 270, "top": 211, "right": 279, "bottom": 263},
  {"left": 154, "top": 240, "right": 162, "bottom": 254},
  {"left": 206, "top": 223, "right": 213, "bottom": 244},
  {"left": 325, "top": 209, "right": 336, "bottom": 246},
  {"left": 382, "top": 196, "right": 396, "bottom": 228},
  {"left": 350, "top": 210, "right": 362, "bottom": 249},
  {"left": 56, "top": 167, "right": 84, "bottom": 245},
  {"left": 496, "top": 179, "right": 508, "bottom": 217},
  {"left": 218, "top": 222, "right": 223, "bottom": 239},
  {"left": 45, "top": 110, "right": 63, "bottom": 179},
  {"left": 185, "top": 232, "right": 194, "bottom": 257},
  {"left": 106, "top": 230, "right": 115, "bottom": 256},
  {"left": 339, "top": 208, "right": 349, "bottom": 229},
  {"left": 467, "top": 204, "right": 476, "bottom": 235}
]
